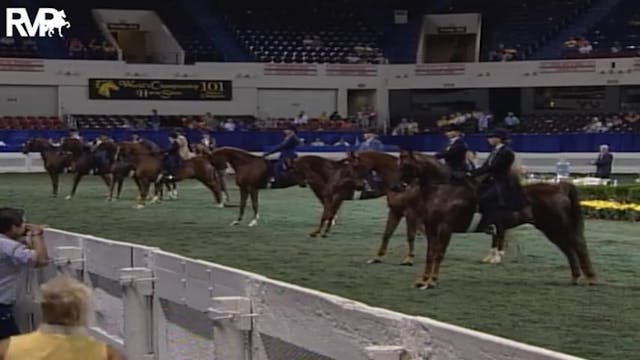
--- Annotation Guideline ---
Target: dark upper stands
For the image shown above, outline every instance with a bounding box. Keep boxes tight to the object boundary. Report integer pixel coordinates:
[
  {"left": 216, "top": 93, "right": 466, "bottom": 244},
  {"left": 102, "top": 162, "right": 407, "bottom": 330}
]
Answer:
[
  {"left": 220, "top": 0, "right": 387, "bottom": 64},
  {"left": 564, "top": 0, "right": 640, "bottom": 59}
]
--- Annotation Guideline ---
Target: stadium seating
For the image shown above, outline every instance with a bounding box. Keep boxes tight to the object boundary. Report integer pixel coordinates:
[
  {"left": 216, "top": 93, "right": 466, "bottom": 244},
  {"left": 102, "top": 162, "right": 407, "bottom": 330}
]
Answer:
[
  {"left": 564, "top": 0, "right": 640, "bottom": 59},
  {"left": 0, "top": 116, "right": 64, "bottom": 130},
  {"left": 447, "top": 0, "right": 593, "bottom": 61},
  {"left": 219, "top": 1, "right": 387, "bottom": 64}
]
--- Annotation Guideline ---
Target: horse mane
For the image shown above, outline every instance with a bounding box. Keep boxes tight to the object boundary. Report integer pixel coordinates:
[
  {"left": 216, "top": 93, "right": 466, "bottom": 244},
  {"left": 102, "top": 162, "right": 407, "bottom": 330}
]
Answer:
[
  {"left": 409, "top": 152, "right": 451, "bottom": 184},
  {"left": 212, "top": 146, "right": 263, "bottom": 167},
  {"left": 294, "top": 155, "right": 343, "bottom": 183}
]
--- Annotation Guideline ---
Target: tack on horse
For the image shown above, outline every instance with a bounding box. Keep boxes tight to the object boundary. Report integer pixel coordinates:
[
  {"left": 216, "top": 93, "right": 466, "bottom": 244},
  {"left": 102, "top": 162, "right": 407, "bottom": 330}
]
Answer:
[
  {"left": 60, "top": 137, "right": 116, "bottom": 200},
  {"left": 210, "top": 146, "right": 299, "bottom": 227},
  {"left": 22, "top": 138, "right": 72, "bottom": 197},
  {"left": 116, "top": 141, "right": 223, "bottom": 208},
  {"left": 398, "top": 150, "right": 596, "bottom": 289}
]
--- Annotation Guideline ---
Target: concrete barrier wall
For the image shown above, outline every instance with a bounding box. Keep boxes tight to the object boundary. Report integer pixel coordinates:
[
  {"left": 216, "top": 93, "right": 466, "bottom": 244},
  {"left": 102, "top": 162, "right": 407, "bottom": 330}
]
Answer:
[
  {"left": 14, "top": 228, "right": 586, "bottom": 360},
  {"left": 3, "top": 151, "right": 640, "bottom": 174}
]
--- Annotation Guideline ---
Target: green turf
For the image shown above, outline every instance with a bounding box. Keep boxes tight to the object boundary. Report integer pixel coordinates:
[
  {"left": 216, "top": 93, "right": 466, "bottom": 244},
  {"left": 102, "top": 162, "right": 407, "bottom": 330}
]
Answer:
[{"left": 2, "top": 173, "right": 638, "bottom": 360}]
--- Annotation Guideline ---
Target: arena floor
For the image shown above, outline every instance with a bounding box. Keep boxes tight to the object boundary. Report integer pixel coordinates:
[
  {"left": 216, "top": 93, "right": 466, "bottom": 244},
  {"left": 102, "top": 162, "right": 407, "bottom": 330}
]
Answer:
[{"left": 2, "top": 173, "right": 638, "bottom": 360}]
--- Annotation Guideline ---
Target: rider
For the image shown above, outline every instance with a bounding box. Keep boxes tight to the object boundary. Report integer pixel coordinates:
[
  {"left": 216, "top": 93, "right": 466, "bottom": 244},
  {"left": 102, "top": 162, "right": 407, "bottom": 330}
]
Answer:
[
  {"left": 435, "top": 124, "right": 470, "bottom": 183},
  {"left": 358, "top": 129, "right": 384, "bottom": 195},
  {"left": 472, "top": 128, "right": 531, "bottom": 235},
  {"left": 200, "top": 132, "right": 216, "bottom": 152},
  {"left": 91, "top": 134, "right": 111, "bottom": 175},
  {"left": 262, "top": 126, "right": 300, "bottom": 185},
  {"left": 131, "top": 132, "right": 161, "bottom": 153},
  {"left": 164, "top": 132, "right": 181, "bottom": 179},
  {"left": 176, "top": 129, "right": 195, "bottom": 161},
  {"left": 68, "top": 128, "right": 82, "bottom": 141}
]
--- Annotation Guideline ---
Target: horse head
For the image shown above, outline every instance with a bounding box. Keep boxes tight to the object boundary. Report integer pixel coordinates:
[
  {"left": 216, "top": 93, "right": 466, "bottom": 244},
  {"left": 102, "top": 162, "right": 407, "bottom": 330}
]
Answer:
[
  {"left": 22, "top": 138, "right": 52, "bottom": 154},
  {"left": 398, "top": 150, "right": 450, "bottom": 187}
]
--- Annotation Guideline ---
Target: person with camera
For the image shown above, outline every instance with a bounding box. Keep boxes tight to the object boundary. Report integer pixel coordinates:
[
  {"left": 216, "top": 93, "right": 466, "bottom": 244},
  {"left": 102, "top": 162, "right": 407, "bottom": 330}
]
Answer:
[{"left": 0, "top": 207, "right": 49, "bottom": 340}]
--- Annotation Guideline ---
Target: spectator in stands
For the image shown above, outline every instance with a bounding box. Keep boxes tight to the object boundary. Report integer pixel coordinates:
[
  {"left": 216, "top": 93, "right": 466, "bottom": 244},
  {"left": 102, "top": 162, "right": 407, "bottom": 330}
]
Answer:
[
  {"left": 578, "top": 38, "right": 592, "bottom": 55},
  {"left": 407, "top": 119, "right": 419, "bottom": 135},
  {"left": 591, "top": 144, "right": 613, "bottom": 179},
  {"left": 611, "top": 41, "right": 623, "bottom": 54},
  {"left": 583, "top": 116, "right": 607, "bottom": 133},
  {"left": 150, "top": 109, "right": 160, "bottom": 130},
  {"left": 88, "top": 39, "right": 102, "bottom": 57},
  {"left": 67, "top": 38, "right": 85, "bottom": 58},
  {"left": 333, "top": 137, "right": 350, "bottom": 146},
  {"left": 624, "top": 112, "right": 640, "bottom": 123},
  {"left": 102, "top": 41, "right": 117, "bottom": 58},
  {"left": 202, "top": 112, "right": 217, "bottom": 130},
  {"left": 318, "top": 112, "right": 329, "bottom": 123},
  {"left": 310, "top": 138, "right": 325, "bottom": 146},
  {"left": 503, "top": 112, "right": 520, "bottom": 130},
  {"left": 293, "top": 111, "right": 308, "bottom": 125},
  {"left": 358, "top": 129, "right": 384, "bottom": 151},
  {"left": 0, "top": 37, "right": 15, "bottom": 47},
  {"left": 329, "top": 111, "right": 341, "bottom": 121},
  {"left": 0, "top": 276, "right": 124, "bottom": 359},
  {"left": 223, "top": 119, "right": 236, "bottom": 131},
  {"left": 477, "top": 111, "right": 491, "bottom": 132},
  {"left": 392, "top": 118, "right": 409, "bottom": 135},
  {"left": 0, "top": 207, "right": 48, "bottom": 340}
]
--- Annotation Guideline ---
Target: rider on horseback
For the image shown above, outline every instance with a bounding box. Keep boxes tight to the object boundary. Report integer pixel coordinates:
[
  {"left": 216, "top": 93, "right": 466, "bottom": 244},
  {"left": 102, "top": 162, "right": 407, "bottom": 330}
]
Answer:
[
  {"left": 91, "top": 134, "right": 111, "bottom": 175},
  {"left": 131, "top": 133, "right": 161, "bottom": 153},
  {"left": 164, "top": 129, "right": 194, "bottom": 179},
  {"left": 435, "top": 124, "right": 470, "bottom": 184},
  {"left": 358, "top": 129, "right": 384, "bottom": 195},
  {"left": 263, "top": 126, "right": 300, "bottom": 186},
  {"left": 472, "top": 128, "right": 531, "bottom": 235}
]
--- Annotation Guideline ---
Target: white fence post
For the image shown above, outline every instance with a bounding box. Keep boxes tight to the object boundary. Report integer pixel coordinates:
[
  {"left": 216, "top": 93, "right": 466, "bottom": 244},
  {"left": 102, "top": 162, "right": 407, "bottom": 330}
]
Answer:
[
  {"left": 120, "top": 267, "right": 155, "bottom": 360},
  {"left": 209, "top": 296, "right": 255, "bottom": 360},
  {"left": 53, "top": 246, "right": 85, "bottom": 275}
]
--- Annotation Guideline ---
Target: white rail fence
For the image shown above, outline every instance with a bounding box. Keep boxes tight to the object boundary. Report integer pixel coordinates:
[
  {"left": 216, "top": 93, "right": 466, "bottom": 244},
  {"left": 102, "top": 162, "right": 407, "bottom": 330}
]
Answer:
[
  {"left": 14, "top": 228, "right": 585, "bottom": 360},
  {"left": 3, "top": 152, "right": 640, "bottom": 174}
]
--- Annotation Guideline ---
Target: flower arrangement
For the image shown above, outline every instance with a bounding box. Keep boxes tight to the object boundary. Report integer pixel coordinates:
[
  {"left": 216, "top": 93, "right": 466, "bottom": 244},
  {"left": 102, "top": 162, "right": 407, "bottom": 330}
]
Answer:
[{"left": 580, "top": 200, "right": 640, "bottom": 221}]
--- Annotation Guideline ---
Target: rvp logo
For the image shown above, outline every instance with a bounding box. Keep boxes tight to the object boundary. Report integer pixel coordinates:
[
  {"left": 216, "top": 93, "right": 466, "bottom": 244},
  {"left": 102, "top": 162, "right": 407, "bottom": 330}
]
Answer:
[{"left": 5, "top": 8, "right": 70, "bottom": 37}]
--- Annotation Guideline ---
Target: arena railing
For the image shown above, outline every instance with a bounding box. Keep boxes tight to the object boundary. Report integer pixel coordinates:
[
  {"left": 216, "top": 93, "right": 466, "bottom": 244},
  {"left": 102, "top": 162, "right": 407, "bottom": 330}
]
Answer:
[{"left": 14, "top": 228, "right": 586, "bottom": 360}]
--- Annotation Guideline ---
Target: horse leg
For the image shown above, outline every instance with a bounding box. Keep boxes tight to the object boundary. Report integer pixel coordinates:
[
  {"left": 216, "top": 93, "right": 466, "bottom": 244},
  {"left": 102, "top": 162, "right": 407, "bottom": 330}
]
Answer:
[
  {"left": 248, "top": 188, "right": 260, "bottom": 227},
  {"left": 573, "top": 236, "right": 597, "bottom": 285},
  {"left": 108, "top": 175, "right": 117, "bottom": 201},
  {"left": 320, "top": 198, "right": 343, "bottom": 237},
  {"left": 116, "top": 177, "right": 124, "bottom": 199},
  {"left": 48, "top": 171, "right": 59, "bottom": 197},
  {"left": 231, "top": 187, "right": 248, "bottom": 226},
  {"left": 482, "top": 232, "right": 500, "bottom": 263},
  {"left": 218, "top": 170, "right": 230, "bottom": 203},
  {"left": 488, "top": 230, "right": 506, "bottom": 264},
  {"left": 416, "top": 227, "right": 438, "bottom": 289},
  {"left": 65, "top": 173, "right": 83, "bottom": 200},
  {"left": 135, "top": 179, "right": 150, "bottom": 209},
  {"left": 402, "top": 210, "right": 418, "bottom": 266},
  {"left": 431, "top": 227, "right": 453, "bottom": 284},
  {"left": 368, "top": 209, "right": 403, "bottom": 264}
]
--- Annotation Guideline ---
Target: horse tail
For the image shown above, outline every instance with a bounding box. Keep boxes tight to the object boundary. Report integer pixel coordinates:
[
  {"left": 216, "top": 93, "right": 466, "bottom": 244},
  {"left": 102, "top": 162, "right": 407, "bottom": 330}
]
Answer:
[{"left": 564, "top": 182, "right": 585, "bottom": 240}]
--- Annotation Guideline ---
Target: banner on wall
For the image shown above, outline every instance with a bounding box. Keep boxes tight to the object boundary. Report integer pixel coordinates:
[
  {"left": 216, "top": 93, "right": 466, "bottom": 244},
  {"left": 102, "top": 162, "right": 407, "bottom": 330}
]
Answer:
[{"left": 88, "top": 79, "right": 232, "bottom": 100}]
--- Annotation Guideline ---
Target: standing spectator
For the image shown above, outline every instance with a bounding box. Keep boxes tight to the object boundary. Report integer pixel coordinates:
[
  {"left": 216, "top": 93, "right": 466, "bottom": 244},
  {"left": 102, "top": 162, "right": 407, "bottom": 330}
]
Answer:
[
  {"left": 591, "top": 144, "right": 613, "bottom": 179},
  {"left": 150, "top": 109, "right": 160, "bottom": 130},
  {"left": 504, "top": 112, "right": 520, "bottom": 130},
  {"left": 407, "top": 119, "right": 419, "bottom": 135},
  {"left": 0, "top": 276, "right": 124, "bottom": 359},
  {"left": 578, "top": 38, "right": 593, "bottom": 55},
  {"left": 223, "top": 119, "right": 236, "bottom": 131},
  {"left": 477, "top": 111, "right": 491, "bottom": 132},
  {"left": 0, "top": 207, "right": 48, "bottom": 340},
  {"left": 203, "top": 112, "right": 217, "bottom": 130}
]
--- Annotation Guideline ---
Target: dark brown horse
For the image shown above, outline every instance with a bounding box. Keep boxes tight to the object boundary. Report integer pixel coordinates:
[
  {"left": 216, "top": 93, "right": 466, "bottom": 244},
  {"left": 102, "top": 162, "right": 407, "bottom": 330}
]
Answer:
[
  {"left": 60, "top": 138, "right": 115, "bottom": 200},
  {"left": 398, "top": 150, "right": 596, "bottom": 289},
  {"left": 21, "top": 138, "right": 72, "bottom": 197},
  {"left": 209, "top": 147, "right": 299, "bottom": 227},
  {"left": 116, "top": 142, "right": 223, "bottom": 208}
]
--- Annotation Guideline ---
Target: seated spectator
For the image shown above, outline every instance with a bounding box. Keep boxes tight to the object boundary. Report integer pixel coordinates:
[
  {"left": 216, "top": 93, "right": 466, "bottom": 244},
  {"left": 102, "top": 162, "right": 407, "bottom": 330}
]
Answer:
[
  {"left": 67, "top": 38, "right": 85, "bottom": 57},
  {"left": 624, "top": 112, "right": 640, "bottom": 123},
  {"left": 611, "top": 41, "right": 623, "bottom": 54},
  {"left": 202, "top": 112, "right": 217, "bottom": 130},
  {"left": 504, "top": 112, "right": 520, "bottom": 129},
  {"left": 318, "top": 112, "right": 329, "bottom": 123},
  {"left": 0, "top": 276, "right": 124, "bottom": 359},
  {"left": 223, "top": 119, "right": 236, "bottom": 131},
  {"left": 88, "top": 39, "right": 102, "bottom": 54},
  {"left": 577, "top": 38, "right": 592, "bottom": 54},
  {"left": 392, "top": 118, "right": 409, "bottom": 135},
  {"left": 329, "top": 111, "right": 341, "bottom": 121},
  {"left": 310, "top": 138, "right": 325, "bottom": 146},
  {"left": 407, "top": 119, "right": 420, "bottom": 134},
  {"left": 293, "top": 111, "right": 308, "bottom": 125}
]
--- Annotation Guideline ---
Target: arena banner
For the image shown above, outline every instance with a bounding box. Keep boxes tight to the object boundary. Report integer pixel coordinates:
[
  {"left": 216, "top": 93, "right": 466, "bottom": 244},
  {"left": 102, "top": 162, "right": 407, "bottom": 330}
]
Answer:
[
  {"left": 263, "top": 64, "right": 318, "bottom": 76},
  {"left": 0, "top": 58, "right": 44, "bottom": 72},
  {"left": 415, "top": 64, "right": 466, "bottom": 76},
  {"left": 88, "top": 79, "right": 232, "bottom": 100},
  {"left": 538, "top": 60, "right": 596, "bottom": 74},
  {"left": 325, "top": 64, "right": 378, "bottom": 76}
]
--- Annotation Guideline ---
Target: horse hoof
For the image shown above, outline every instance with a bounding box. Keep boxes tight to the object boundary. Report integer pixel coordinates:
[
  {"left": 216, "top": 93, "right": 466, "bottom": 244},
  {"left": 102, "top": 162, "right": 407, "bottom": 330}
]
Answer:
[
  {"left": 149, "top": 196, "right": 160, "bottom": 204},
  {"left": 587, "top": 278, "right": 598, "bottom": 286},
  {"left": 133, "top": 204, "right": 145, "bottom": 209},
  {"left": 309, "top": 232, "right": 319, "bottom": 237},
  {"left": 415, "top": 280, "right": 437, "bottom": 290},
  {"left": 248, "top": 219, "right": 258, "bottom": 227},
  {"left": 217, "top": 203, "right": 225, "bottom": 209},
  {"left": 571, "top": 277, "right": 580, "bottom": 286},
  {"left": 230, "top": 220, "right": 240, "bottom": 226},
  {"left": 400, "top": 258, "right": 414, "bottom": 266},
  {"left": 65, "top": 195, "right": 72, "bottom": 200},
  {"left": 367, "top": 258, "right": 382, "bottom": 264},
  {"left": 320, "top": 233, "right": 328, "bottom": 238}
]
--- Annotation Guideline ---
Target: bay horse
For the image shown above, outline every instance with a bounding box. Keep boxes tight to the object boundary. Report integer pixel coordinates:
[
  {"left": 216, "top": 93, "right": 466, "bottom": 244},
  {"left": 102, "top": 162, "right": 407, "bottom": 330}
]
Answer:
[
  {"left": 60, "top": 137, "right": 115, "bottom": 200},
  {"left": 21, "top": 138, "right": 72, "bottom": 197},
  {"left": 116, "top": 142, "right": 223, "bottom": 208},
  {"left": 209, "top": 146, "right": 299, "bottom": 227},
  {"left": 398, "top": 150, "right": 596, "bottom": 289}
]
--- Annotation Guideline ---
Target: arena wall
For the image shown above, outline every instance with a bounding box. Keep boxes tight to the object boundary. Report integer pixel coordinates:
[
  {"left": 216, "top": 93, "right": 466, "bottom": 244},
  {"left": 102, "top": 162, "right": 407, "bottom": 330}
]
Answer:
[
  {"left": 4, "top": 152, "right": 639, "bottom": 174},
  {"left": 0, "top": 57, "right": 639, "bottom": 121},
  {"left": 14, "top": 228, "right": 586, "bottom": 360}
]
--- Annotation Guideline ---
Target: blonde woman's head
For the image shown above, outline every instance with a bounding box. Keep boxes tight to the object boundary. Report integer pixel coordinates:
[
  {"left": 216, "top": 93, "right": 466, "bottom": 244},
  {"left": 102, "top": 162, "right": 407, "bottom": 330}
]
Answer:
[{"left": 39, "top": 276, "right": 91, "bottom": 326}]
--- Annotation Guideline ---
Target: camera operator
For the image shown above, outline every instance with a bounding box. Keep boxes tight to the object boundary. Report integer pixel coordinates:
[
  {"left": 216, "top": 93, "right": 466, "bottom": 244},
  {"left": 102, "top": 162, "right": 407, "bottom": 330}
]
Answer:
[{"left": 0, "top": 207, "right": 48, "bottom": 340}]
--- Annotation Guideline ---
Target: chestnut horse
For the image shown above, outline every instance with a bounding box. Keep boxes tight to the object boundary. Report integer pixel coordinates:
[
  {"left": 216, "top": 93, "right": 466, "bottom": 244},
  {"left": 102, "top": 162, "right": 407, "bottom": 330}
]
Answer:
[
  {"left": 344, "top": 151, "right": 424, "bottom": 265},
  {"left": 22, "top": 138, "right": 72, "bottom": 197},
  {"left": 192, "top": 143, "right": 230, "bottom": 203},
  {"left": 60, "top": 138, "right": 115, "bottom": 200},
  {"left": 398, "top": 150, "right": 596, "bottom": 289},
  {"left": 116, "top": 141, "right": 223, "bottom": 208},
  {"left": 210, "top": 146, "right": 299, "bottom": 227}
]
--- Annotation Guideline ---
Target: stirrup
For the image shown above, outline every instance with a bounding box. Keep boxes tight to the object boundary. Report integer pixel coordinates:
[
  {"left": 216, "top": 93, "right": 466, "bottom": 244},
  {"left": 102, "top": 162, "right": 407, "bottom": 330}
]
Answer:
[{"left": 484, "top": 224, "right": 497, "bottom": 236}]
